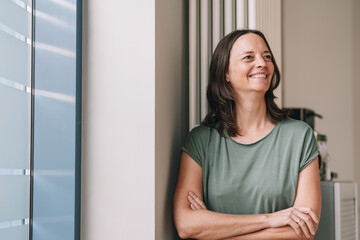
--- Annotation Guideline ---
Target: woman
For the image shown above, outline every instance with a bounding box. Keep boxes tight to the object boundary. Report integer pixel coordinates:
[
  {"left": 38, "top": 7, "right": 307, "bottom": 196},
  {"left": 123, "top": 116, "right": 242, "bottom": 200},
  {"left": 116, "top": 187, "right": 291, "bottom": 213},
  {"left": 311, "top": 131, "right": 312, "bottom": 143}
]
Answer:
[{"left": 173, "top": 30, "right": 321, "bottom": 240}]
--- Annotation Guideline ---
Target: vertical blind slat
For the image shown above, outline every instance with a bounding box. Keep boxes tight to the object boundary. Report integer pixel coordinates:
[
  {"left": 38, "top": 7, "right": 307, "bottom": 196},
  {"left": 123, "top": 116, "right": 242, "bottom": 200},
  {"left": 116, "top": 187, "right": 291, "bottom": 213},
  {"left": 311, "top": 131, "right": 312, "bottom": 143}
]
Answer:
[
  {"left": 212, "top": 0, "right": 221, "bottom": 52},
  {"left": 236, "top": 0, "right": 247, "bottom": 29},
  {"left": 224, "top": 0, "right": 233, "bottom": 35},
  {"left": 248, "top": 0, "right": 256, "bottom": 29},
  {"left": 189, "top": 0, "right": 197, "bottom": 129},
  {"left": 200, "top": 0, "right": 209, "bottom": 121}
]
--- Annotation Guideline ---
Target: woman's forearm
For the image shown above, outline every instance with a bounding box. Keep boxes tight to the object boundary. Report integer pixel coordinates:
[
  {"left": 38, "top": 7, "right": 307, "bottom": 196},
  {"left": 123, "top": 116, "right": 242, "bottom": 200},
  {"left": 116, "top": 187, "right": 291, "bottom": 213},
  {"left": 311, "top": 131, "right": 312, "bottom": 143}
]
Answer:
[
  {"left": 177, "top": 192, "right": 318, "bottom": 240},
  {"left": 175, "top": 208, "right": 270, "bottom": 239},
  {"left": 224, "top": 226, "right": 313, "bottom": 240}
]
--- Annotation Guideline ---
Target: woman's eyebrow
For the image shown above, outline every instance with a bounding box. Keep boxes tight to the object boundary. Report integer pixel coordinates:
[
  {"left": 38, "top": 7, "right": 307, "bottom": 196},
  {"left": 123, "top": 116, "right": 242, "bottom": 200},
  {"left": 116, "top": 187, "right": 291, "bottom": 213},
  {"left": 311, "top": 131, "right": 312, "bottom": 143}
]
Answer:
[
  {"left": 239, "top": 51, "right": 254, "bottom": 55},
  {"left": 239, "top": 50, "right": 271, "bottom": 55}
]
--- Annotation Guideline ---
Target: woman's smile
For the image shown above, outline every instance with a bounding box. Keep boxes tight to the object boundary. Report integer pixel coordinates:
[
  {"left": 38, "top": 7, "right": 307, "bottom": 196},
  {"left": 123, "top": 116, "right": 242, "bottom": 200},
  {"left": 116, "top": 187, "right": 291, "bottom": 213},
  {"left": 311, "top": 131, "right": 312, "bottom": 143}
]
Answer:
[{"left": 248, "top": 71, "right": 268, "bottom": 80}]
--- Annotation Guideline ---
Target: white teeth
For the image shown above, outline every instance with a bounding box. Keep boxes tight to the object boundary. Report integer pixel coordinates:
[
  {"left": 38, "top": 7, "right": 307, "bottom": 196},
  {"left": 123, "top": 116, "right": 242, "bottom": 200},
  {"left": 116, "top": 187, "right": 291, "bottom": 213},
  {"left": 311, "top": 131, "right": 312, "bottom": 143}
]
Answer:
[{"left": 250, "top": 74, "right": 266, "bottom": 78}]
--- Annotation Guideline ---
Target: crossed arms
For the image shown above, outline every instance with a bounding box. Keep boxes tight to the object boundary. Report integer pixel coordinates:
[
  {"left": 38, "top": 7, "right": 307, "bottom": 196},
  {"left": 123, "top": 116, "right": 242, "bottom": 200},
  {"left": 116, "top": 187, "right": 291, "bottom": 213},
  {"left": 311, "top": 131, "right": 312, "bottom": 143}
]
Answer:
[{"left": 173, "top": 152, "right": 321, "bottom": 240}]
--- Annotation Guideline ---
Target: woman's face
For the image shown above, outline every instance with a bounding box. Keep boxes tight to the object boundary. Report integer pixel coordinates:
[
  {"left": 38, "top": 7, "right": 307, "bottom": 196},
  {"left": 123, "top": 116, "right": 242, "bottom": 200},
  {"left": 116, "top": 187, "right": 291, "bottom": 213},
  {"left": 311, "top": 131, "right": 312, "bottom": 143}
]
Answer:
[{"left": 226, "top": 33, "right": 274, "bottom": 96}]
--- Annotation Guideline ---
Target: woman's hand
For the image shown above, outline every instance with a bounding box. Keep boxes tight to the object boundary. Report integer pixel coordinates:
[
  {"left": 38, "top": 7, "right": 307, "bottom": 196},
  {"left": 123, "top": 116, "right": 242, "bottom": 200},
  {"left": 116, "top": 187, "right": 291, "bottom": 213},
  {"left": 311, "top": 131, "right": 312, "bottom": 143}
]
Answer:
[
  {"left": 187, "top": 191, "right": 207, "bottom": 210},
  {"left": 267, "top": 207, "right": 319, "bottom": 238}
]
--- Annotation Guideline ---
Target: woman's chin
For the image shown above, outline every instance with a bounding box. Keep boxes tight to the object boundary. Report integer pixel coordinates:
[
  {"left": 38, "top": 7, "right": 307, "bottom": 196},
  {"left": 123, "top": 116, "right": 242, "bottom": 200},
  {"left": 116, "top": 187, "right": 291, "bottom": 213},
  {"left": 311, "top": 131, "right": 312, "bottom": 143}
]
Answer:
[{"left": 250, "top": 85, "right": 271, "bottom": 93}]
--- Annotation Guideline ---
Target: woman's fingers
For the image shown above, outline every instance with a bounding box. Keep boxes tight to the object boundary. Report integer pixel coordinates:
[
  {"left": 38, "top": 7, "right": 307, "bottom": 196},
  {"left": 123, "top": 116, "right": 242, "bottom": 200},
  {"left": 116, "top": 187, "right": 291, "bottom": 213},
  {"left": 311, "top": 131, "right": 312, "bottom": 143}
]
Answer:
[
  {"left": 295, "top": 207, "right": 319, "bottom": 223},
  {"left": 288, "top": 218, "right": 302, "bottom": 238},
  {"left": 293, "top": 208, "right": 316, "bottom": 235},
  {"left": 189, "top": 192, "right": 207, "bottom": 210},
  {"left": 187, "top": 192, "right": 207, "bottom": 210},
  {"left": 271, "top": 206, "right": 318, "bottom": 238},
  {"left": 290, "top": 214, "right": 310, "bottom": 238},
  {"left": 187, "top": 195, "right": 202, "bottom": 209}
]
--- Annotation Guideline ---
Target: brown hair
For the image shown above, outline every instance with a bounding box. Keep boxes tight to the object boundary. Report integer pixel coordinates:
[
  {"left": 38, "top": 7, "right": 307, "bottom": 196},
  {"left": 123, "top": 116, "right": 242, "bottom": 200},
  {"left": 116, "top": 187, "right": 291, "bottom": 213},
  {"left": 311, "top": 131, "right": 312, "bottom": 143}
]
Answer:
[{"left": 202, "top": 29, "right": 289, "bottom": 137}]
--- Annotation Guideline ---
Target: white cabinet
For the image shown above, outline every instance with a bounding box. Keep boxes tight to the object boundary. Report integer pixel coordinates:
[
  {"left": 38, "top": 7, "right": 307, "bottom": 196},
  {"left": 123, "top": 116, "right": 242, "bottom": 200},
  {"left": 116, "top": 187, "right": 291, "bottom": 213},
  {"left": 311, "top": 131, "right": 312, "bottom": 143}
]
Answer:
[{"left": 315, "top": 181, "right": 359, "bottom": 240}]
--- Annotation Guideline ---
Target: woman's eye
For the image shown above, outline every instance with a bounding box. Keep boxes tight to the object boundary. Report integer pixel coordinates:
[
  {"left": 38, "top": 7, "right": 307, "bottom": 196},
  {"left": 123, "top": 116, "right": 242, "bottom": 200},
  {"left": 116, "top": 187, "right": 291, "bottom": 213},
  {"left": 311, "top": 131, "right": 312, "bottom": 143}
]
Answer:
[
  {"left": 243, "top": 55, "right": 252, "bottom": 60},
  {"left": 264, "top": 55, "right": 272, "bottom": 60}
]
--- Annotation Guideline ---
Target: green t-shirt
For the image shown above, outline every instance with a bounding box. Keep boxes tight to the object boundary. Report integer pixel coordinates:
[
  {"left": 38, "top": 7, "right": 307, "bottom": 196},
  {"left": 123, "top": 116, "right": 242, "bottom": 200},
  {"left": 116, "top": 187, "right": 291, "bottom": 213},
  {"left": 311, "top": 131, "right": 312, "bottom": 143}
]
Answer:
[{"left": 182, "top": 117, "right": 319, "bottom": 215}]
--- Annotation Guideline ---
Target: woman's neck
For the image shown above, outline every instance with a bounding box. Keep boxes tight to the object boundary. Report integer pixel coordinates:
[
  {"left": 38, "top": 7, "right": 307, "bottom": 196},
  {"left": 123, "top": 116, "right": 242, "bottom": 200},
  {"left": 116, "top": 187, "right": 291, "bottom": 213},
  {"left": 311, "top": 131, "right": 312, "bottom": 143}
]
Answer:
[{"left": 234, "top": 93, "right": 269, "bottom": 134}]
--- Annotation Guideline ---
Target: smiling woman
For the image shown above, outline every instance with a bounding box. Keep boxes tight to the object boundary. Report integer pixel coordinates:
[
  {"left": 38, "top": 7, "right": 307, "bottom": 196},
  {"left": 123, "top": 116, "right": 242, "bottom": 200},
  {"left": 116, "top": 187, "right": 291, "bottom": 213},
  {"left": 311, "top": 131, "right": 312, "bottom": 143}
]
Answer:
[
  {"left": 203, "top": 30, "right": 285, "bottom": 138},
  {"left": 173, "top": 30, "right": 321, "bottom": 240}
]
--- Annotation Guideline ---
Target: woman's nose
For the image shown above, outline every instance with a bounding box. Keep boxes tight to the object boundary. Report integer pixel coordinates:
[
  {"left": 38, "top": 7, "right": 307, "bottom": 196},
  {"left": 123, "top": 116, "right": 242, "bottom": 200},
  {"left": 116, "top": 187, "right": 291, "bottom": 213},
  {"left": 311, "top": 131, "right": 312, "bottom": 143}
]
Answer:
[{"left": 255, "top": 56, "right": 266, "bottom": 67}]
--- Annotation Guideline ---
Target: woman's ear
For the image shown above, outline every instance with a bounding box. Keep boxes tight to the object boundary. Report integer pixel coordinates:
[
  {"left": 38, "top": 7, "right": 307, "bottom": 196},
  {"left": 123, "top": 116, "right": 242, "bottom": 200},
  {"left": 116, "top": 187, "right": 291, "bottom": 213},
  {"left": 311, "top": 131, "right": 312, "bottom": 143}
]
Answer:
[{"left": 225, "top": 72, "right": 230, "bottom": 82}]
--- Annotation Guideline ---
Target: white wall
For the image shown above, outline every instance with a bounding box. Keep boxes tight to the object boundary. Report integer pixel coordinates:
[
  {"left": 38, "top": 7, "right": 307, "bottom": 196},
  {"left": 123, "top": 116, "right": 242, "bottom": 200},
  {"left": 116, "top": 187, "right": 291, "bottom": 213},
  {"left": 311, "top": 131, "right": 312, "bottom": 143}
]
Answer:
[
  {"left": 82, "top": 0, "right": 188, "bottom": 239},
  {"left": 352, "top": 0, "right": 360, "bottom": 234},
  {"left": 82, "top": 1, "right": 155, "bottom": 239},
  {"left": 282, "top": 0, "right": 356, "bottom": 181},
  {"left": 155, "top": 0, "right": 188, "bottom": 239}
]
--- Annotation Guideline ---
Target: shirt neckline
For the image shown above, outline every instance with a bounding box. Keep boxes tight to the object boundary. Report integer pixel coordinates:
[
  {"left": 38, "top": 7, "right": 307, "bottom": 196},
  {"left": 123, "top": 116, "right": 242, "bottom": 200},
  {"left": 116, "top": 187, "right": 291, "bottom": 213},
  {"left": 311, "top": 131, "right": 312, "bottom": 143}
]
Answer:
[{"left": 224, "top": 120, "right": 282, "bottom": 146}]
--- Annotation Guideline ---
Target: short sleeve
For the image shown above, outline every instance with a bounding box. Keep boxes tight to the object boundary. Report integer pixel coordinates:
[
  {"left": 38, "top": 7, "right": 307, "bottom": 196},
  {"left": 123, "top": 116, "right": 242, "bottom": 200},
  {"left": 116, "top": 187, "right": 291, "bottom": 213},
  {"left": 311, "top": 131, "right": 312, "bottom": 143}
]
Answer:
[
  {"left": 181, "top": 126, "right": 209, "bottom": 167},
  {"left": 299, "top": 126, "right": 320, "bottom": 172}
]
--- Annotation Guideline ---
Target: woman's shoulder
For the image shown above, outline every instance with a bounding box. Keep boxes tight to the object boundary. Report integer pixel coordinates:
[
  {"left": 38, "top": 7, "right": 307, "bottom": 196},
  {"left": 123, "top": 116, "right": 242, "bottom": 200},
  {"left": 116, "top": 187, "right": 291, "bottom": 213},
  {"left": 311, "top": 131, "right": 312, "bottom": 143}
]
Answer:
[
  {"left": 278, "top": 117, "right": 314, "bottom": 134},
  {"left": 182, "top": 125, "right": 214, "bottom": 164},
  {"left": 186, "top": 124, "right": 222, "bottom": 142},
  {"left": 188, "top": 124, "right": 212, "bottom": 137}
]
